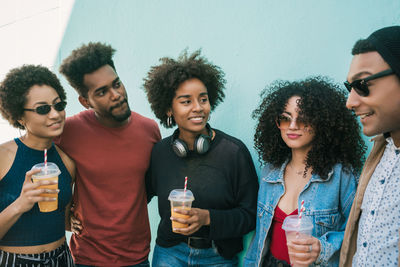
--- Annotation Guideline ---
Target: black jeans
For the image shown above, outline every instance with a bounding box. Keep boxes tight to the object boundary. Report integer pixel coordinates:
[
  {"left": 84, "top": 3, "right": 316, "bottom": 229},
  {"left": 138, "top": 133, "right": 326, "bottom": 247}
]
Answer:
[{"left": 262, "top": 251, "right": 291, "bottom": 267}]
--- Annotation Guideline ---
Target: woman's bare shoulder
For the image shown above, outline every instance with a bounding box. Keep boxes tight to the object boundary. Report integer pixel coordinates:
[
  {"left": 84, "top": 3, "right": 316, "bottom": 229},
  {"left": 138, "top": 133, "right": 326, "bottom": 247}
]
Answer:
[{"left": 0, "top": 139, "right": 18, "bottom": 179}]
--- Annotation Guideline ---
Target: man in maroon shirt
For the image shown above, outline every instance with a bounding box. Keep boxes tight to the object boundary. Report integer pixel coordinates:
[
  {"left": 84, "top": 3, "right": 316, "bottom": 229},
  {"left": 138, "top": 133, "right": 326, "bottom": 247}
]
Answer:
[{"left": 56, "top": 42, "right": 161, "bottom": 266}]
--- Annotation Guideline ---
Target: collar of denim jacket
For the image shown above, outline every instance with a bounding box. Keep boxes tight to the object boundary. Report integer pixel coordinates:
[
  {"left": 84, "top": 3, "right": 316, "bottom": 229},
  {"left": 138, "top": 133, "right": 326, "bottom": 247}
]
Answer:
[{"left": 262, "top": 159, "right": 334, "bottom": 183}]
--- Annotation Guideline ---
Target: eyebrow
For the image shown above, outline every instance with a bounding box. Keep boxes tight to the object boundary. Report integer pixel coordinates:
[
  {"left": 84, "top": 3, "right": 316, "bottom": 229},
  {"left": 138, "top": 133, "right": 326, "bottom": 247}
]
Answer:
[
  {"left": 176, "top": 94, "right": 190, "bottom": 99},
  {"left": 94, "top": 77, "right": 120, "bottom": 94},
  {"left": 112, "top": 77, "right": 120, "bottom": 85},
  {"left": 348, "top": 71, "right": 373, "bottom": 82},
  {"left": 33, "top": 96, "right": 61, "bottom": 106},
  {"left": 176, "top": 92, "right": 208, "bottom": 100}
]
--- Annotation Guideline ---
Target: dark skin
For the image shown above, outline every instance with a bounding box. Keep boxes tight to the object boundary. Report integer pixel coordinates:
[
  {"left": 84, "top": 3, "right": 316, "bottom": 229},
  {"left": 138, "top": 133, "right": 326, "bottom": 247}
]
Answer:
[
  {"left": 170, "top": 208, "right": 210, "bottom": 235},
  {"left": 70, "top": 204, "right": 82, "bottom": 234},
  {"left": 167, "top": 79, "right": 213, "bottom": 236}
]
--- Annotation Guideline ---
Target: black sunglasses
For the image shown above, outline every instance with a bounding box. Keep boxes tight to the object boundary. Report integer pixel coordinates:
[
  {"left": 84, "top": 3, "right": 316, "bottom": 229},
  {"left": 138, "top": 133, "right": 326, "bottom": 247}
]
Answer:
[
  {"left": 24, "top": 101, "right": 67, "bottom": 115},
  {"left": 344, "top": 69, "right": 394, "bottom": 97}
]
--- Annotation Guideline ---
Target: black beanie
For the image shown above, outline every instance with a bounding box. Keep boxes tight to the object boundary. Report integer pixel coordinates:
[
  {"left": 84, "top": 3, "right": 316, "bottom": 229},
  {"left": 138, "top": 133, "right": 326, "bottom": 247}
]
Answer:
[{"left": 367, "top": 26, "right": 400, "bottom": 78}]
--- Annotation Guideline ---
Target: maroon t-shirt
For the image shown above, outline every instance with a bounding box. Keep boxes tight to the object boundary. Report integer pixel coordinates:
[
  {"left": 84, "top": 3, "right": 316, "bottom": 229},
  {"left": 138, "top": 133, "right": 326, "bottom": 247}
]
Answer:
[
  {"left": 269, "top": 206, "right": 298, "bottom": 264},
  {"left": 56, "top": 110, "right": 160, "bottom": 266}
]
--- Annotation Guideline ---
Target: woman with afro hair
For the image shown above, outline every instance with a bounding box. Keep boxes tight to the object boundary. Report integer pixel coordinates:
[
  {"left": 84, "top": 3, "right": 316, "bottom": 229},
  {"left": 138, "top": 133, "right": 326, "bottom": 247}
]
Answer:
[
  {"left": 0, "top": 65, "right": 75, "bottom": 265},
  {"left": 244, "top": 77, "right": 366, "bottom": 267},
  {"left": 144, "top": 50, "right": 259, "bottom": 266}
]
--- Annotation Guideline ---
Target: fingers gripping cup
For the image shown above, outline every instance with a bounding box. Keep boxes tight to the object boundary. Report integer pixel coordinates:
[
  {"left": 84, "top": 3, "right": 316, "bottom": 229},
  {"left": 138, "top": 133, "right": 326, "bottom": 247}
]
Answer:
[
  {"left": 282, "top": 215, "right": 313, "bottom": 267},
  {"left": 168, "top": 189, "right": 194, "bottom": 232},
  {"left": 31, "top": 162, "right": 60, "bottom": 212}
]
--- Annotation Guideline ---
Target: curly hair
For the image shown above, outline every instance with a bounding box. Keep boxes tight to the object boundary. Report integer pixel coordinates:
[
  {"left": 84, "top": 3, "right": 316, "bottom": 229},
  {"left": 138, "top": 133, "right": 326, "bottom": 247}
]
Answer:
[
  {"left": 252, "top": 76, "right": 366, "bottom": 179},
  {"left": 143, "top": 49, "right": 226, "bottom": 128},
  {"left": 59, "top": 42, "right": 116, "bottom": 97},
  {"left": 0, "top": 65, "right": 66, "bottom": 129}
]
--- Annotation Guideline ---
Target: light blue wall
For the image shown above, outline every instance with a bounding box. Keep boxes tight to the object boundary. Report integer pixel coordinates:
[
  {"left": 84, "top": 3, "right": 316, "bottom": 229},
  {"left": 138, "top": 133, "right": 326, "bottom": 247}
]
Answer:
[{"left": 56, "top": 0, "right": 399, "bottom": 264}]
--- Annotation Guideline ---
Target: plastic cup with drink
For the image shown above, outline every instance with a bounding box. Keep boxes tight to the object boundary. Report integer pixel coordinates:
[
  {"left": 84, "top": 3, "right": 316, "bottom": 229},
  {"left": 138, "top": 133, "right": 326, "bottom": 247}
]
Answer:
[
  {"left": 168, "top": 189, "right": 194, "bottom": 233},
  {"left": 31, "top": 162, "right": 60, "bottom": 212},
  {"left": 282, "top": 201, "right": 313, "bottom": 267}
]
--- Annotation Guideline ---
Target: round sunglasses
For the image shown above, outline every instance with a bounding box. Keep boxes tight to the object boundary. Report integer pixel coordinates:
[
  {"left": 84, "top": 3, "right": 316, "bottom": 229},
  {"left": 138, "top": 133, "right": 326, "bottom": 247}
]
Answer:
[
  {"left": 344, "top": 68, "right": 394, "bottom": 97},
  {"left": 276, "top": 114, "right": 307, "bottom": 129},
  {"left": 24, "top": 101, "right": 67, "bottom": 115}
]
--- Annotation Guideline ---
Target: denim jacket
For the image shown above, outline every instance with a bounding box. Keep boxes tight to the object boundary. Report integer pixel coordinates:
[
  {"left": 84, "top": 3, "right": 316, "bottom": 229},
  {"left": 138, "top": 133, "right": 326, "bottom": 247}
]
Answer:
[{"left": 244, "top": 161, "right": 358, "bottom": 267}]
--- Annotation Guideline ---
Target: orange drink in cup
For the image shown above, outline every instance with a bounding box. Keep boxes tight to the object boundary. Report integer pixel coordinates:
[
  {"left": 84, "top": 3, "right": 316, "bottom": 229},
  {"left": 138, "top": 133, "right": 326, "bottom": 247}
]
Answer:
[
  {"left": 168, "top": 189, "right": 194, "bottom": 232},
  {"left": 31, "top": 162, "right": 60, "bottom": 212},
  {"left": 282, "top": 215, "right": 313, "bottom": 267}
]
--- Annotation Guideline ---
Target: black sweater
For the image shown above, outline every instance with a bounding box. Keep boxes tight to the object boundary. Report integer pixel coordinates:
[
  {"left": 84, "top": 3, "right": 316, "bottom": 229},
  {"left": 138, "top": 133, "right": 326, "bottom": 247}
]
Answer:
[{"left": 146, "top": 129, "right": 259, "bottom": 259}]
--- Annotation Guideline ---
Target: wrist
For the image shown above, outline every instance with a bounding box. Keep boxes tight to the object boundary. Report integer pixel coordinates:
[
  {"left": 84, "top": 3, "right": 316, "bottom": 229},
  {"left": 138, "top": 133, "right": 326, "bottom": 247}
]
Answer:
[
  {"left": 205, "top": 210, "right": 211, "bottom": 225},
  {"left": 11, "top": 198, "right": 26, "bottom": 215}
]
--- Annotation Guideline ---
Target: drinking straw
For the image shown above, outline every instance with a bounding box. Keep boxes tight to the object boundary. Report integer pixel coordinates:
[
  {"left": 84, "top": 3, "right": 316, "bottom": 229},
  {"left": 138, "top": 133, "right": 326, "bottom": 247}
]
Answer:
[
  {"left": 298, "top": 200, "right": 305, "bottom": 219},
  {"left": 295, "top": 200, "right": 306, "bottom": 238},
  {"left": 44, "top": 149, "right": 47, "bottom": 173},
  {"left": 182, "top": 176, "right": 188, "bottom": 208},
  {"left": 184, "top": 176, "right": 188, "bottom": 194}
]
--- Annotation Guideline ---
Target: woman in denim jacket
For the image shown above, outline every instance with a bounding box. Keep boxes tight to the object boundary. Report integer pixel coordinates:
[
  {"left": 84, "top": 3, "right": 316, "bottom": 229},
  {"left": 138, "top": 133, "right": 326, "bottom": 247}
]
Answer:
[{"left": 244, "top": 77, "right": 366, "bottom": 267}]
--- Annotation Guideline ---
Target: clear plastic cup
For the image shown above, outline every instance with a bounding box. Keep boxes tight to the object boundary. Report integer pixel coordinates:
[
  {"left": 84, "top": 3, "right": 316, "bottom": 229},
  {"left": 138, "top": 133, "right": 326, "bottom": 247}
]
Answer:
[
  {"left": 282, "top": 215, "right": 314, "bottom": 267},
  {"left": 168, "top": 189, "right": 194, "bottom": 232},
  {"left": 31, "top": 162, "right": 60, "bottom": 212}
]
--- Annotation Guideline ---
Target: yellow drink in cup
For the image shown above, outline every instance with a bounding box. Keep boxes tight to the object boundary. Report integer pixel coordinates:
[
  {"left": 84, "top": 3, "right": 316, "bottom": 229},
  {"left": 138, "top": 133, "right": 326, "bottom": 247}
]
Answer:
[
  {"left": 170, "top": 207, "right": 191, "bottom": 228},
  {"left": 31, "top": 162, "right": 60, "bottom": 212},
  {"left": 168, "top": 189, "right": 194, "bottom": 232}
]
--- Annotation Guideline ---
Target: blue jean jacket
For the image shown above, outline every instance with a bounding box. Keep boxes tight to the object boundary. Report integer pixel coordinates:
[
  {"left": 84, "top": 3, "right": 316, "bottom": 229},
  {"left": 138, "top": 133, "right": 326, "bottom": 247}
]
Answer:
[{"left": 244, "top": 162, "right": 358, "bottom": 267}]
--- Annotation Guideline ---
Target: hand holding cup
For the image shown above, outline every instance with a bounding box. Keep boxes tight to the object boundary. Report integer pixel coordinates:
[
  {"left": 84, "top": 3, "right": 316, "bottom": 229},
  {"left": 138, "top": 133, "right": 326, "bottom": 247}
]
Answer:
[
  {"left": 282, "top": 215, "right": 314, "bottom": 267},
  {"left": 170, "top": 207, "right": 210, "bottom": 235},
  {"left": 168, "top": 189, "right": 195, "bottom": 233},
  {"left": 31, "top": 162, "right": 60, "bottom": 212},
  {"left": 287, "top": 235, "right": 321, "bottom": 266},
  {"left": 15, "top": 168, "right": 58, "bottom": 214}
]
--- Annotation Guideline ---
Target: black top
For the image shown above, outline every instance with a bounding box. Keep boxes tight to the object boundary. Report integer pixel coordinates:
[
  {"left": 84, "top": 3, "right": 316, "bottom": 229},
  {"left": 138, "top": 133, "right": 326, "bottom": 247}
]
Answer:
[{"left": 146, "top": 129, "right": 259, "bottom": 259}]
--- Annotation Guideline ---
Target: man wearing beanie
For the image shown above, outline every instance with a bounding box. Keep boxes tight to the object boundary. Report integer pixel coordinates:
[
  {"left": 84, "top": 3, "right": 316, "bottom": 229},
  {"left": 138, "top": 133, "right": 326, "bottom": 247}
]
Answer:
[{"left": 340, "top": 25, "right": 400, "bottom": 266}]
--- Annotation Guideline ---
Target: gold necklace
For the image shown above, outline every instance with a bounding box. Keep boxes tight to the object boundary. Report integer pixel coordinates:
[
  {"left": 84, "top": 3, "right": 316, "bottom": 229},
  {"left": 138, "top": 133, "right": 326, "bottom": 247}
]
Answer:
[{"left": 289, "top": 163, "right": 305, "bottom": 176}]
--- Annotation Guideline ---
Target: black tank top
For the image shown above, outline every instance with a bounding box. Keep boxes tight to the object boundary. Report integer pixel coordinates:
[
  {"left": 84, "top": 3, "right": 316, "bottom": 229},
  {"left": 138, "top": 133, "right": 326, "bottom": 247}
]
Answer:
[{"left": 0, "top": 138, "right": 72, "bottom": 246}]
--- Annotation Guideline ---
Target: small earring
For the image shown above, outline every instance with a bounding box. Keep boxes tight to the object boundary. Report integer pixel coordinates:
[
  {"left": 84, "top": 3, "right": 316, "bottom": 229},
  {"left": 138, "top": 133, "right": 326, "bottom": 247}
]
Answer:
[
  {"left": 167, "top": 116, "right": 172, "bottom": 127},
  {"left": 18, "top": 123, "right": 25, "bottom": 137},
  {"left": 208, "top": 115, "right": 211, "bottom": 122}
]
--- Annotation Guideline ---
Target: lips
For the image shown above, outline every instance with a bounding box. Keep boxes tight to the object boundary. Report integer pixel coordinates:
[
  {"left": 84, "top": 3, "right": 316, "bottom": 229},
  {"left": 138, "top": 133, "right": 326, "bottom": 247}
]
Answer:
[
  {"left": 355, "top": 110, "right": 374, "bottom": 124},
  {"left": 358, "top": 111, "right": 373, "bottom": 120},
  {"left": 48, "top": 121, "right": 63, "bottom": 129},
  {"left": 110, "top": 99, "right": 127, "bottom": 111},
  {"left": 287, "top": 134, "right": 301, "bottom": 139},
  {"left": 188, "top": 116, "right": 205, "bottom": 123}
]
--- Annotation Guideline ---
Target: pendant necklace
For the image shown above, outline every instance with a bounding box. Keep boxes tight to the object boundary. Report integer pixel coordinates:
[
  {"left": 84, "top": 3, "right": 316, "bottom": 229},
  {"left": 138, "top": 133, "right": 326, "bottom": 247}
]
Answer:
[{"left": 289, "top": 163, "right": 305, "bottom": 176}]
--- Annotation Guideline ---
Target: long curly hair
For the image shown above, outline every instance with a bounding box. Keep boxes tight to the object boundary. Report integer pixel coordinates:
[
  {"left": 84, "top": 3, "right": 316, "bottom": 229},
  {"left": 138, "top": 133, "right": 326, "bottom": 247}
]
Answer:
[
  {"left": 0, "top": 65, "right": 66, "bottom": 129},
  {"left": 253, "top": 76, "right": 366, "bottom": 179},
  {"left": 143, "top": 49, "right": 226, "bottom": 128},
  {"left": 59, "top": 42, "right": 116, "bottom": 97}
]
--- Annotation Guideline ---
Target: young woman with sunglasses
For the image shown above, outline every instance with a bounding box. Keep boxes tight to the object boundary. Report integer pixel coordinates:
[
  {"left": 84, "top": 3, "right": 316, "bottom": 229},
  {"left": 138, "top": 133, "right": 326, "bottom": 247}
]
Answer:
[
  {"left": 144, "top": 50, "right": 259, "bottom": 266},
  {"left": 244, "top": 77, "right": 366, "bottom": 267},
  {"left": 0, "top": 65, "right": 75, "bottom": 266}
]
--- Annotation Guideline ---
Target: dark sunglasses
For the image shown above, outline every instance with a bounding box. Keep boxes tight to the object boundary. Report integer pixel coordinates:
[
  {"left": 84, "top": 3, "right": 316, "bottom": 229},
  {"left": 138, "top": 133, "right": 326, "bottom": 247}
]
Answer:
[
  {"left": 344, "top": 69, "right": 394, "bottom": 97},
  {"left": 24, "top": 101, "right": 67, "bottom": 115}
]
